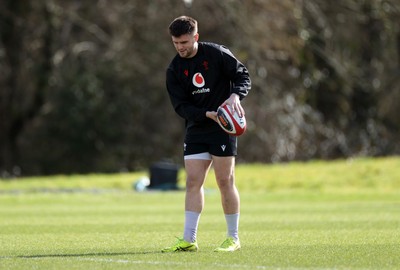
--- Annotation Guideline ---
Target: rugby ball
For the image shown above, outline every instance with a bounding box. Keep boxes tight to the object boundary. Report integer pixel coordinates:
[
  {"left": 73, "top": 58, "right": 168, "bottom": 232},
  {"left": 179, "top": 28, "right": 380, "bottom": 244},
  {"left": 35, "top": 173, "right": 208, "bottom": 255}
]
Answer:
[{"left": 216, "top": 104, "right": 246, "bottom": 136}]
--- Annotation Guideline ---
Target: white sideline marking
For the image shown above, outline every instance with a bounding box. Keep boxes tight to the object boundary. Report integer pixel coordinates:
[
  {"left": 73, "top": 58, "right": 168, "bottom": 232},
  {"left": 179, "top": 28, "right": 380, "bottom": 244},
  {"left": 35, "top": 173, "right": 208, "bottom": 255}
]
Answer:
[
  {"left": 74, "top": 257, "right": 350, "bottom": 270},
  {"left": 1, "top": 256, "right": 370, "bottom": 270},
  {"left": 77, "top": 257, "right": 268, "bottom": 268}
]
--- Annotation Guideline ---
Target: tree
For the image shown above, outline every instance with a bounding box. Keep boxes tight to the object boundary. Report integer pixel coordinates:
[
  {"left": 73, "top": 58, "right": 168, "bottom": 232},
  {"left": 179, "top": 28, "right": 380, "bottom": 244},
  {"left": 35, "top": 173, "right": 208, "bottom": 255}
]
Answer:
[
  {"left": 0, "top": 1, "right": 52, "bottom": 176},
  {"left": 299, "top": 0, "right": 400, "bottom": 157},
  {"left": 1, "top": 0, "right": 399, "bottom": 176}
]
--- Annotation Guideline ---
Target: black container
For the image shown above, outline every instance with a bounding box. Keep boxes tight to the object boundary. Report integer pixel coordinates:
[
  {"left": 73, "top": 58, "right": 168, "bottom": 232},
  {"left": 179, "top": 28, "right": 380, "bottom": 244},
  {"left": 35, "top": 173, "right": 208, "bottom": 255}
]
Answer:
[{"left": 148, "top": 162, "right": 180, "bottom": 190}]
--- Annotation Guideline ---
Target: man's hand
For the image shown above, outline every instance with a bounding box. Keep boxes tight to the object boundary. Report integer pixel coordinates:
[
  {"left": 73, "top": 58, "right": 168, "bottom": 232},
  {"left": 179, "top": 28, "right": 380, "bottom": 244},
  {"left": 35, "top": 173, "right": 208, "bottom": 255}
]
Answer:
[
  {"left": 206, "top": 111, "right": 218, "bottom": 122},
  {"left": 220, "top": 93, "right": 244, "bottom": 117},
  {"left": 207, "top": 93, "right": 244, "bottom": 123}
]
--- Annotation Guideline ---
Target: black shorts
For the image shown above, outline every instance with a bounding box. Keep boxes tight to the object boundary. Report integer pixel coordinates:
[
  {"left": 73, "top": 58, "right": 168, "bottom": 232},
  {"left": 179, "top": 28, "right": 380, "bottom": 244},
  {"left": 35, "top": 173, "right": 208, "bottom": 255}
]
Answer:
[{"left": 184, "top": 135, "right": 237, "bottom": 159}]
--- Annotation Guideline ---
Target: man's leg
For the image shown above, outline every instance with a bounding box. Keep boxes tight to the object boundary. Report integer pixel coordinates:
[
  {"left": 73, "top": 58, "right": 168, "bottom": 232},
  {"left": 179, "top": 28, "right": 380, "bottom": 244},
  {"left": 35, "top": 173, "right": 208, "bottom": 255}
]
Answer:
[
  {"left": 184, "top": 158, "right": 212, "bottom": 214},
  {"left": 183, "top": 159, "right": 212, "bottom": 243},
  {"left": 212, "top": 156, "right": 241, "bottom": 251},
  {"left": 213, "top": 156, "right": 239, "bottom": 215},
  {"left": 162, "top": 158, "right": 212, "bottom": 252}
]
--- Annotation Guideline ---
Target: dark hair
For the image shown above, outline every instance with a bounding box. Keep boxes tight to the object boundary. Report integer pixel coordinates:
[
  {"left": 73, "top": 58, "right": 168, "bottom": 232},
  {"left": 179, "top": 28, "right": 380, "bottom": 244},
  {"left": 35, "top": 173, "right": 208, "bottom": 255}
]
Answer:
[{"left": 168, "top": 16, "right": 198, "bottom": 37}]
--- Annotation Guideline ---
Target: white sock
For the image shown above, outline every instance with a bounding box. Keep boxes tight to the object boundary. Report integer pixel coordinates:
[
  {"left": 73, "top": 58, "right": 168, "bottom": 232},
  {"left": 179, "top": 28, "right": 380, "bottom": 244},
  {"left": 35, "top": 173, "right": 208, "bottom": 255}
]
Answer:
[
  {"left": 225, "top": 213, "right": 240, "bottom": 241},
  {"left": 183, "top": 211, "right": 201, "bottom": 243}
]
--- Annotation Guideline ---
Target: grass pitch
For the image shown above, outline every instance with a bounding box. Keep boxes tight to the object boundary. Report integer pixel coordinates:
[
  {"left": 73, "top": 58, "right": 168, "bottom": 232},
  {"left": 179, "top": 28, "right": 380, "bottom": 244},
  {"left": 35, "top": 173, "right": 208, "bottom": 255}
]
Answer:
[{"left": 0, "top": 157, "right": 399, "bottom": 269}]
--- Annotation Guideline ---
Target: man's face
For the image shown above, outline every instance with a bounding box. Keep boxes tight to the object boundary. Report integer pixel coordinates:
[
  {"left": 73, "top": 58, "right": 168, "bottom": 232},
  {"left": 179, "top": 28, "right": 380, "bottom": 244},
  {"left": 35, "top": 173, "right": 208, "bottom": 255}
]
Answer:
[{"left": 171, "top": 33, "right": 199, "bottom": 58}]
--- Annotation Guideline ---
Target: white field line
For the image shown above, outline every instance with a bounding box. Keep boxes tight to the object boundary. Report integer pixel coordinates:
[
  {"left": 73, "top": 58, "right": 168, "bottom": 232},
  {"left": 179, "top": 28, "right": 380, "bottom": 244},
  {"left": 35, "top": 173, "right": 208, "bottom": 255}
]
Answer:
[
  {"left": 9, "top": 257, "right": 268, "bottom": 269},
  {"left": 73, "top": 257, "right": 354, "bottom": 270},
  {"left": 77, "top": 257, "right": 269, "bottom": 268},
  {"left": 0, "top": 256, "right": 370, "bottom": 270}
]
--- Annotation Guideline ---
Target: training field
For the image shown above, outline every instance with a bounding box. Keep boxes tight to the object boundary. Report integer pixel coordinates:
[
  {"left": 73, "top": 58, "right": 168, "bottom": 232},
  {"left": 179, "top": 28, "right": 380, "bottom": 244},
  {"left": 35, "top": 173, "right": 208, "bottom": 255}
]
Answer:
[{"left": 0, "top": 157, "right": 399, "bottom": 269}]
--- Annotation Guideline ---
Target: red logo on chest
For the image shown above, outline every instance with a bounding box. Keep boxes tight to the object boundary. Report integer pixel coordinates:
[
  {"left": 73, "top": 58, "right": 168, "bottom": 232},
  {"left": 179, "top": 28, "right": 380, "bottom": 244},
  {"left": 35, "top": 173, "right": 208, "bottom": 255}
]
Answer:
[
  {"left": 192, "top": 73, "right": 205, "bottom": 88},
  {"left": 202, "top": 61, "right": 209, "bottom": 70}
]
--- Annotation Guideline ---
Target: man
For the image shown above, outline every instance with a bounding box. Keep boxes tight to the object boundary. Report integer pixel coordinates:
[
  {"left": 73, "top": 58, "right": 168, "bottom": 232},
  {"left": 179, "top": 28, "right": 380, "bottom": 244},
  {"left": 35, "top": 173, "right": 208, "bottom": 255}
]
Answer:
[{"left": 162, "top": 16, "right": 251, "bottom": 252}]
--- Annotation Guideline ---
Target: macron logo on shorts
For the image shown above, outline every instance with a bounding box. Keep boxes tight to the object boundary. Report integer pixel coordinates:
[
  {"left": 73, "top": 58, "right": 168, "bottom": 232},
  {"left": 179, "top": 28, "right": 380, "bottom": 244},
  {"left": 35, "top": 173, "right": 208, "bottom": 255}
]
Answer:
[{"left": 221, "top": 145, "right": 226, "bottom": 152}]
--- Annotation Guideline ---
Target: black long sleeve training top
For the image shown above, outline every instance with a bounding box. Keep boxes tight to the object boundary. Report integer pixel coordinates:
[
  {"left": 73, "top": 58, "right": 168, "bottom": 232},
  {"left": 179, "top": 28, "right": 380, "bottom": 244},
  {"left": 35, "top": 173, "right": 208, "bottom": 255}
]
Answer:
[{"left": 166, "top": 42, "right": 251, "bottom": 143}]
